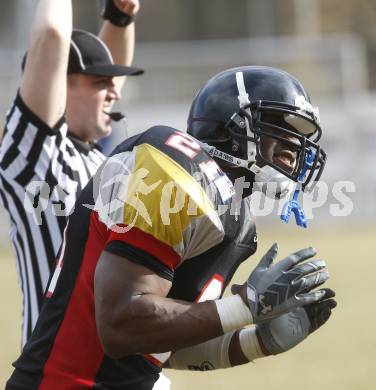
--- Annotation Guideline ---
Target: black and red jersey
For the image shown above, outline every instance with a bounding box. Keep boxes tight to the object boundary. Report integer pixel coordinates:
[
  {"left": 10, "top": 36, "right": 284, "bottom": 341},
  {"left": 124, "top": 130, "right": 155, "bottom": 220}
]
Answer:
[{"left": 6, "top": 126, "right": 257, "bottom": 390}]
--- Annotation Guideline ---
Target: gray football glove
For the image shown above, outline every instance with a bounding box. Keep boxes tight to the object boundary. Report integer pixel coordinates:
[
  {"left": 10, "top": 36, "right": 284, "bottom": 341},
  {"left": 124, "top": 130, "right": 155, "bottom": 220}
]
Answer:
[
  {"left": 256, "top": 288, "right": 337, "bottom": 355},
  {"left": 245, "top": 243, "right": 329, "bottom": 323}
]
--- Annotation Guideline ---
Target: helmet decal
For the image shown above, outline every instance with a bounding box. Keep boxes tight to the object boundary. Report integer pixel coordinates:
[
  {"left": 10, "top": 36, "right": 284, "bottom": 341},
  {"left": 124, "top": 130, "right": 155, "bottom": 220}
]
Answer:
[
  {"left": 236, "top": 71, "right": 256, "bottom": 162},
  {"left": 294, "top": 95, "right": 320, "bottom": 123},
  {"left": 236, "top": 71, "right": 251, "bottom": 108}
]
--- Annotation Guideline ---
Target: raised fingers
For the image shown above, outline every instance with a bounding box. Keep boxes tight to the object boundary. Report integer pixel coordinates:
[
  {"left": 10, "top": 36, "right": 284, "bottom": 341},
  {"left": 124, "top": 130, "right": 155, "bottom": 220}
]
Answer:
[
  {"left": 292, "top": 259, "right": 326, "bottom": 276},
  {"left": 274, "top": 247, "right": 317, "bottom": 272},
  {"left": 256, "top": 243, "right": 279, "bottom": 270}
]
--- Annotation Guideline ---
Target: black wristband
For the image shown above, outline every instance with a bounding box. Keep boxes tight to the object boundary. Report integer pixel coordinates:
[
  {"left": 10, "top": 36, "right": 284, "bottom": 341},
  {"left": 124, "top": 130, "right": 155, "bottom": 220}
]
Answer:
[{"left": 101, "top": 0, "right": 135, "bottom": 27}]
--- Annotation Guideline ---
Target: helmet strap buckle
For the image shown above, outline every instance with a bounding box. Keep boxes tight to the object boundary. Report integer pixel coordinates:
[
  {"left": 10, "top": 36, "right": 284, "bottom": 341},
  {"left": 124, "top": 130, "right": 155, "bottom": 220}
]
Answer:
[{"left": 230, "top": 113, "right": 247, "bottom": 129}]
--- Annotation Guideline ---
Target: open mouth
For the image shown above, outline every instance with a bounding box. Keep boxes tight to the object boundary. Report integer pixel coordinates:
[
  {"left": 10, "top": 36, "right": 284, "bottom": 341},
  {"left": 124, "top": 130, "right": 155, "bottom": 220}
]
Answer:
[
  {"left": 102, "top": 110, "right": 113, "bottom": 127},
  {"left": 272, "top": 150, "right": 297, "bottom": 173}
]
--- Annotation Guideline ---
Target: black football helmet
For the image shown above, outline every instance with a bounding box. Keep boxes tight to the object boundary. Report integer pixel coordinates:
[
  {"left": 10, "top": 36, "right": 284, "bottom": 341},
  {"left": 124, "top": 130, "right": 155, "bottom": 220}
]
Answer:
[{"left": 187, "top": 66, "right": 326, "bottom": 194}]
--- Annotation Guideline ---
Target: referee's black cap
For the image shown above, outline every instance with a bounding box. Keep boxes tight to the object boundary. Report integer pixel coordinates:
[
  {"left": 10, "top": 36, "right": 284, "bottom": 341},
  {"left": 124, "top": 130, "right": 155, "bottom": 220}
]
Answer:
[
  {"left": 22, "top": 29, "right": 144, "bottom": 77},
  {"left": 69, "top": 30, "right": 143, "bottom": 76}
]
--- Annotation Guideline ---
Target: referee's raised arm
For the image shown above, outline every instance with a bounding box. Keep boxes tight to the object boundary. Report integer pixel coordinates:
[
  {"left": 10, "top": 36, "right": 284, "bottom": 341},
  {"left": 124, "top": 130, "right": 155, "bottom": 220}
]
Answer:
[
  {"left": 99, "top": 0, "right": 140, "bottom": 94},
  {"left": 0, "top": 0, "right": 143, "bottom": 349},
  {"left": 20, "top": 0, "right": 72, "bottom": 128}
]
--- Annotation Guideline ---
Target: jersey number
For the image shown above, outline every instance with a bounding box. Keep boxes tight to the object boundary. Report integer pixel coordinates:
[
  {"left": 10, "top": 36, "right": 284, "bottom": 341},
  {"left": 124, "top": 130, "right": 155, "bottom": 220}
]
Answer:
[
  {"left": 165, "top": 132, "right": 201, "bottom": 159},
  {"left": 196, "top": 274, "right": 224, "bottom": 303}
]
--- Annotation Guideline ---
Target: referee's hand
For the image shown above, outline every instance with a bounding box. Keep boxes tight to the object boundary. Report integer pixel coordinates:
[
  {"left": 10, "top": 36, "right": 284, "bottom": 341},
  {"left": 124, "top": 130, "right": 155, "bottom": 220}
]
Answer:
[{"left": 113, "top": 0, "right": 140, "bottom": 16}]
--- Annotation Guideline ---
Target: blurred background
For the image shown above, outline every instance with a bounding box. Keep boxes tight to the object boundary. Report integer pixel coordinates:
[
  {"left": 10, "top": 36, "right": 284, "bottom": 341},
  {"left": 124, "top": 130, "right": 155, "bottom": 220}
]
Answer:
[{"left": 0, "top": 1, "right": 375, "bottom": 389}]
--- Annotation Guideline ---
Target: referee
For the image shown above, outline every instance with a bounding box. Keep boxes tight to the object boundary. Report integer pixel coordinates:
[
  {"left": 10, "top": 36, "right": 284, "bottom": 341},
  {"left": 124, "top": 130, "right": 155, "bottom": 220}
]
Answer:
[{"left": 0, "top": 0, "right": 142, "bottom": 346}]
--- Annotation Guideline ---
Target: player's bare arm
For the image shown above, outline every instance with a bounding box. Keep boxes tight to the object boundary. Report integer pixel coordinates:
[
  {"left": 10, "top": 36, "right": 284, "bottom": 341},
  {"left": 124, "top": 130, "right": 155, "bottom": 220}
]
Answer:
[
  {"left": 94, "top": 244, "right": 332, "bottom": 360},
  {"left": 20, "top": 0, "right": 72, "bottom": 127},
  {"left": 99, "top": 0, "right": 140, "bottom": 92},
  {"left": 94, "top": 251, "right": 223, "bottom": 359}
]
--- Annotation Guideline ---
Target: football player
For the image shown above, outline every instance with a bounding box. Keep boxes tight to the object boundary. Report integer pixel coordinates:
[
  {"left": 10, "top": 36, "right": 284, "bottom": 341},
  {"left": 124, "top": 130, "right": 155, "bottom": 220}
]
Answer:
[{"left": 6, "top": 66, "right": 336, "bottom": 390}]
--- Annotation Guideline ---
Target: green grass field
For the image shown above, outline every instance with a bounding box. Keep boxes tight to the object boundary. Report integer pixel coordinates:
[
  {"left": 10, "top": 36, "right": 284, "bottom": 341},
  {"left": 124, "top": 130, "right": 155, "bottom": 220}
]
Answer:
[{"left": 1, "top": 223, "right": 375, "bottom": 389}]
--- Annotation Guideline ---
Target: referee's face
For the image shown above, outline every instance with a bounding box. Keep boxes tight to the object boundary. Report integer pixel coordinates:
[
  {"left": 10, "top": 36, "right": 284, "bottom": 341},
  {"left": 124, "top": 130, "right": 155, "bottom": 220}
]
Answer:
[{"left": 66, "top": 74, "right": 121, "bottom": 142}]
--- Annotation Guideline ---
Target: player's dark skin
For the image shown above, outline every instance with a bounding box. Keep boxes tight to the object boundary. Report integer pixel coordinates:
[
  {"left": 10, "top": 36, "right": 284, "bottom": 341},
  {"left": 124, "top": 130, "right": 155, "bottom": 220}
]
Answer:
[
  {"left": 94, "top": 131, "right": 299, "bottom": 365},
  {"left": 259, "top": 132, "right": 299, "bottom": 175},
  {"left": 94, "top": 252, "right": 224, "bottom": 358}
]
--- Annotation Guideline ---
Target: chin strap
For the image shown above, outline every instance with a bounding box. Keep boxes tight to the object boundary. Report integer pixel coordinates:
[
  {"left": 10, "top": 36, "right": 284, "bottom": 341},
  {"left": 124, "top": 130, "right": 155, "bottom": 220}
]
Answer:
[
  {"left": 203, "top": 144, "right": 251, "bottom": 169},
  {"left": 280, "top": 148, "right": 316, "bottom": 228}
]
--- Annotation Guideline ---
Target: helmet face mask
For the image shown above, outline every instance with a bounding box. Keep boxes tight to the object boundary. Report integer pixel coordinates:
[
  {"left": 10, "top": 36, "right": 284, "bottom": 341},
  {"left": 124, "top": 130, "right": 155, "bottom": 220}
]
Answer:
[
  {"left": 188, "top": 66, "right": 326, "bottom": 195},
  {"left": 225, "top": 100, "right": 326, "bottom": 191}
]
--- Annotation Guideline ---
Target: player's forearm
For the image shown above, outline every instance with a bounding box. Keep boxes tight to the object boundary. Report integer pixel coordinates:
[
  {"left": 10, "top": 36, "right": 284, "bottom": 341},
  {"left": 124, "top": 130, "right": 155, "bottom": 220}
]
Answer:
[
  {"left": 97, "top": 293, "right": 226, "bottom": 359},
  {"left": 165, "top": 328, "right": 265, "bottom": 370},
  {"left": 165, "top": 289, "right": 338, "bottom": 371}
]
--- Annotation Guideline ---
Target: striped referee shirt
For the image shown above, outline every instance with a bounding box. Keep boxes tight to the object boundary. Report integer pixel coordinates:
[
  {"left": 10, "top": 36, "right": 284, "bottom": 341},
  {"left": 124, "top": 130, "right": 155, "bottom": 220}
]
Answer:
[{"left": 0, "top": 93, "right": 106, "bottom": 346}]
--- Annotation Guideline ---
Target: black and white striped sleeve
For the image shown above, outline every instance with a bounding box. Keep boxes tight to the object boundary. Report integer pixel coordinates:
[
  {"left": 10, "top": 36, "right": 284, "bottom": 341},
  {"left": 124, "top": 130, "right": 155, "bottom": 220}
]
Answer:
[{"left": 0, "top": 93, "right": 69, "bottom": 188}]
